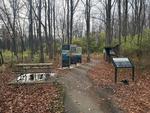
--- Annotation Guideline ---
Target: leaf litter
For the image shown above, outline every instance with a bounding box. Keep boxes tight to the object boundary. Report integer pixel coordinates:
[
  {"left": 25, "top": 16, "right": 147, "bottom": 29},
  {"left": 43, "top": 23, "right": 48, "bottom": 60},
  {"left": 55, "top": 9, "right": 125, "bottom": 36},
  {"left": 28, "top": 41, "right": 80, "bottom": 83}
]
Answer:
[
  {"left": 88, "top": 59, "right": 150, "bottom": 113},
  {"left": 0, "top": 69, "right": 64, "bottom": 113}
]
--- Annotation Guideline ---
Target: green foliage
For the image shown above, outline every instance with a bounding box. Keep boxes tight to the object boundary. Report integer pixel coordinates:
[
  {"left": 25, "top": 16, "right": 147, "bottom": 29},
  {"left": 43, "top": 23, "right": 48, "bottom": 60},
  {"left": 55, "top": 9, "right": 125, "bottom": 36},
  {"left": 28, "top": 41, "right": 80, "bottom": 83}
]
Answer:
[
  {"left": 121, "top": 29, "right": 150, "bottom": 56},
  {"left": 97, "top": 32, "right": 105, "bottom": 52},
  {"left": 33, "top": 53, "right": 40, "bottom": 63},
  {"left": 141, "top": 29, "right": 150, "bottom": 52},
  {"left": 121, "top": 35, "right": 139, "bottom": 55},
  {"left": 72, "top": 37, "right": 87, "bottom": 53},
  {"left": 2, "top": 29, "right": 149, "bottom": 65},
  {"left": 72, "top": 32, "right": 106, "bottom": 53},
  {"left": 3, "top": 50, "right": 12, "bottom": 63},
  {"left": 2, "top": 50, "right": 45, "bottom": 63},
  {"left": 119, "top": 29, "right": 150, "bottom": 68}
]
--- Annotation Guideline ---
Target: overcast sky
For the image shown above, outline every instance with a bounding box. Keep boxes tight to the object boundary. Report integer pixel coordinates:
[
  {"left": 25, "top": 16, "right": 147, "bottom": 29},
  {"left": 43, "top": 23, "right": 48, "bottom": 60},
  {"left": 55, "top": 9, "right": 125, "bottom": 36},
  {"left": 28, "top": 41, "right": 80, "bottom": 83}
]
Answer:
[{"left": 1, "top": 0, "right": 150, "bottom": 37}]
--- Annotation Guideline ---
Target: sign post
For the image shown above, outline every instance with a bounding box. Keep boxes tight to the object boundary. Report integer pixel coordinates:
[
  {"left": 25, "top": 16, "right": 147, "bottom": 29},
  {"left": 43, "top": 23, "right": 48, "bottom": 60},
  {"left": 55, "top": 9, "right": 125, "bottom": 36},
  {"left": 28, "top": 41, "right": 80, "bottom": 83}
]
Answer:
[{"left": 112, "top": 58, "right": 135, "bottom": 83}]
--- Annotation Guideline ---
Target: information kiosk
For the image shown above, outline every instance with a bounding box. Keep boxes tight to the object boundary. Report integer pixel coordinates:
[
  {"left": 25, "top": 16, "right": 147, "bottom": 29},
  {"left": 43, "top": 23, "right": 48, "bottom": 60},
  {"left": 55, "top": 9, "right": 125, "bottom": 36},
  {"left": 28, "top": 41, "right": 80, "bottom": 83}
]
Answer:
[
  {"left": 62, "top": 44, "right": 82, "bottom": 67},
  {"left": 62, "top": 45, "right": 70, "bottom": 67},
  {"left": 70, "top": 45, "right": 77, "bottom": 64},
  {"left": 76, "top": 47, "right": 82, "bottom": 63}
]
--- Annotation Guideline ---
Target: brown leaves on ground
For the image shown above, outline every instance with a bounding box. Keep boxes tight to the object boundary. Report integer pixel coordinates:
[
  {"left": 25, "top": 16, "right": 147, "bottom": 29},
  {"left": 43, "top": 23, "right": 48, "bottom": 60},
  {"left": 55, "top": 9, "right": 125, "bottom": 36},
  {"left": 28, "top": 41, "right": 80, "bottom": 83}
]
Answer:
[
  {"left": 0, "top": 69, "right": 64, "bottom": 113},
  {"left": 88, "top": 58, "right": 150, "bottom": 113}
]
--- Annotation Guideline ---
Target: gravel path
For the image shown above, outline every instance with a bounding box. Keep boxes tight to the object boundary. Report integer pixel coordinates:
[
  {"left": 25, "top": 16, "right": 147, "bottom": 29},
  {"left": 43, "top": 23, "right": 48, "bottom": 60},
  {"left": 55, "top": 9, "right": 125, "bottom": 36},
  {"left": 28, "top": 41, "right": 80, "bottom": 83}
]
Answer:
[
  {"left": 58, "top": 60, "right": 104, "bottom": 113},
  {"left": 58, "top": 60, "right": 123, "bottom": 113}
]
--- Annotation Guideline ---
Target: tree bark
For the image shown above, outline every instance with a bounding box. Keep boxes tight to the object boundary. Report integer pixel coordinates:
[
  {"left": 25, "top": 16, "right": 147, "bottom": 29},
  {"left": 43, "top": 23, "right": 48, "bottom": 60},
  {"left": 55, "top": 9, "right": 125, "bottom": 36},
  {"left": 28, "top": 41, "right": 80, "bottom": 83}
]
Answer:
[
  {"left": 53, "top": 0, "right": 56, "bottom": 60},
  {"left": 70, "top": 0, "right": 73, "bottom": 44},
  {"left": 105, "top": 0, "right": 112, "bottom": 46},
  {"left": 122, "top": 0, "right": 128, "bottom": 42},
  {"left": 12, "top": 0, "right": 18, "bottom": 58},
  {"left": 67, "top": 0, "right": 70, "bottom": 45},
  {"left": 118, "top": 0, "right": 121, "bottom": 45},
  {"left": 48, "top": 0, "right": 53, "bottom": 59},
  {"left": 38, "top": 0, "right": 44, "bottom": 62},
  {"left": 29, "top": 0, "right": 34, "bottom": 60},
  {"left": 0, "top": 39, "right": 4, "bottom": 65},
  {"left": 86, "top": 0, "right": 91, "bottom": 62}
]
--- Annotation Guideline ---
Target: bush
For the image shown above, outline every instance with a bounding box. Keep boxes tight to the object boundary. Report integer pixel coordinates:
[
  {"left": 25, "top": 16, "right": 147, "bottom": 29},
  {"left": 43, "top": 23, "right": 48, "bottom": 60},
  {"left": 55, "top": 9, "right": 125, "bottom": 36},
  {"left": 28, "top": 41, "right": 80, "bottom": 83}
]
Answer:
[
  {"left": 3, "top": 50, "right": 12, "bottom": 63},
  {"left": 121, "top": 35, "right": 139, "bottom": 56},
  {"left": 72, "top": 32, "right": 106, "bottom": 53},
  {"left": 120, "top": 29, "right": 150, "bottom": 68}
]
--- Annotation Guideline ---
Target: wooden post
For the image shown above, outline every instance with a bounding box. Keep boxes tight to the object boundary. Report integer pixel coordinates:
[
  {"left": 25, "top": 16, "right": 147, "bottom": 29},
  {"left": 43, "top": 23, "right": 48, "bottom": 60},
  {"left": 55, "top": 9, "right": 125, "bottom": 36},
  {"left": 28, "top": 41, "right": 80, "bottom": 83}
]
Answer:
[
  {"left": 115, "top": 68, "right": 117, "bottom": 83},
  {"left": 132, "top": 67, "right": 135, "bottom": 81}
]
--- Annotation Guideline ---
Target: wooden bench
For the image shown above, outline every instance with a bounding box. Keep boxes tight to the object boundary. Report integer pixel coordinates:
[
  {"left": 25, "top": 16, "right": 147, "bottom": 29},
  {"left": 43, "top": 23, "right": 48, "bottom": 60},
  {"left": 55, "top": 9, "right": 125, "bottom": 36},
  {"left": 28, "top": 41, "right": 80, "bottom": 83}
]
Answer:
[
  {"left": 12, "top": 63, "right": 53, "bottom": 83},
  {"left": 13, "top": 63, "right": 53, "bottom": 74}
]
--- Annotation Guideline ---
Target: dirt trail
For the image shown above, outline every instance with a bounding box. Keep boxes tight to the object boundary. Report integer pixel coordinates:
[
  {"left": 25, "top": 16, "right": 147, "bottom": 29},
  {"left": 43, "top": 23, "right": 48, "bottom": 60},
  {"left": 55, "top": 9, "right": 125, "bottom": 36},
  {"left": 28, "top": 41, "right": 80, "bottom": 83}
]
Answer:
[{"left": 58, "top": 60, "right": 120, "bottom": 113}]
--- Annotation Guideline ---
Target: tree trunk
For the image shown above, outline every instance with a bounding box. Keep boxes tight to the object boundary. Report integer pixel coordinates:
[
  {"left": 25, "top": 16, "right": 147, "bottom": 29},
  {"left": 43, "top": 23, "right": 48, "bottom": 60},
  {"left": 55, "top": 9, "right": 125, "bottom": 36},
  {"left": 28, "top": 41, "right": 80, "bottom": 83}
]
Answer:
[
  {"left": 38, "top": 0, "right": 44, "bottom": 63},
  {"left": 53, "top": 0, "right": 56, "bottom": 60},
  {"left": 118, "top": 0, "right": 121, "bottom": 45},
  {"left": 45, "top": 0, "right": 48, "bottom": 55},
  {"left": 12, "top": 0, "right": 18, "bottom": 58},
  {"left": 105, "top": 0, "right": 112, "bottom": 46},
  {"left": 0, "top": 39, "right": 4, "bottom": 65},
  {"left": 20, "top": 35, "right": 25, "bottom": 62},
  {"left": 29, "top": 0, "right": 34, "bottom": 60},
  {"left": 149, "top": 12, "right": 150, "bottom": 29},
  {"left": 86, "top": 0, "right": 91, "bottom": 62},
  {"left": 0, "top": 51, "right": 4, "bottom": 65},
  {"left": 48, "top": 0, "right": 53, "bottom": 59},
  {"left": 70, "top": 0, "right": 73, "bottom": 44},
  {"left": 67, "top": 0, "right": 70, "bottom": 45},
  {"left": 122, "top": 0, "right": 128, "bottom": 42}
]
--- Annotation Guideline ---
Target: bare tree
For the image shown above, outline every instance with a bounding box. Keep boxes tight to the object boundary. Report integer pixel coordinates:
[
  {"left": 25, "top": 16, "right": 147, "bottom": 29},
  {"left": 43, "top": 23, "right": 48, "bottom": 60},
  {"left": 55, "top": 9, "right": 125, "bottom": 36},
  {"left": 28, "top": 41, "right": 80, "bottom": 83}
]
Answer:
[
  {"left": 29, "top": 0, "right": 34, "bottom": 60},
  {"left": 48, "top": 0, "right": 53, "bottom": 59},
  {"left": 105, "top": 0, "right": 112, "bottom": 46},
  {"left": 53, "top": 0, "right": 56, "bottom": 59},
  {"left": 70, "top": 0, "right": 79, "bottom": 44},
  {"left": 149, "top": 3, "right": 150, "bottom": 29},
  {"left": 61, "top": 2, "right": 67, "bottom": 44},
  {"left": 122, "top": 0, "right": 128, "bottom": 42},
  {"left": 66, "top": 0, "right": 70, "bottom": 45},
  {"left": 0, "top": 38, "right": 4, "bottom": 65},
  {"left": 117, "top": 0, "right": 121, "bottom": 45},
  {"left": 38, "top": 0, "right": 44, "bottom": 62},
  {"left": 44, "top": 0, "right": 48, "bottom": 55},
  {"left": 133, "top": 0, "right": 145, "bottom": 45},
  {"left": 0, "top": 0, "right": 22, "bottom": 60},
  {"left": 85, "top": 0, "right": 91, "bottom": 62}
]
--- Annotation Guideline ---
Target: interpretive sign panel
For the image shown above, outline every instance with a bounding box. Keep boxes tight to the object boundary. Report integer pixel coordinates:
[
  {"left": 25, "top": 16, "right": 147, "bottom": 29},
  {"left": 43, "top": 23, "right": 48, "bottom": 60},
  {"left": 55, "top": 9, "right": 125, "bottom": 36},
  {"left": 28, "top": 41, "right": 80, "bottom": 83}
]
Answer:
[
  {"left": 112, "top": 57, "right": 135, "bottom": 83},
  {"left": 112, "top": 58, "right": 133, "bottom": 68}
]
